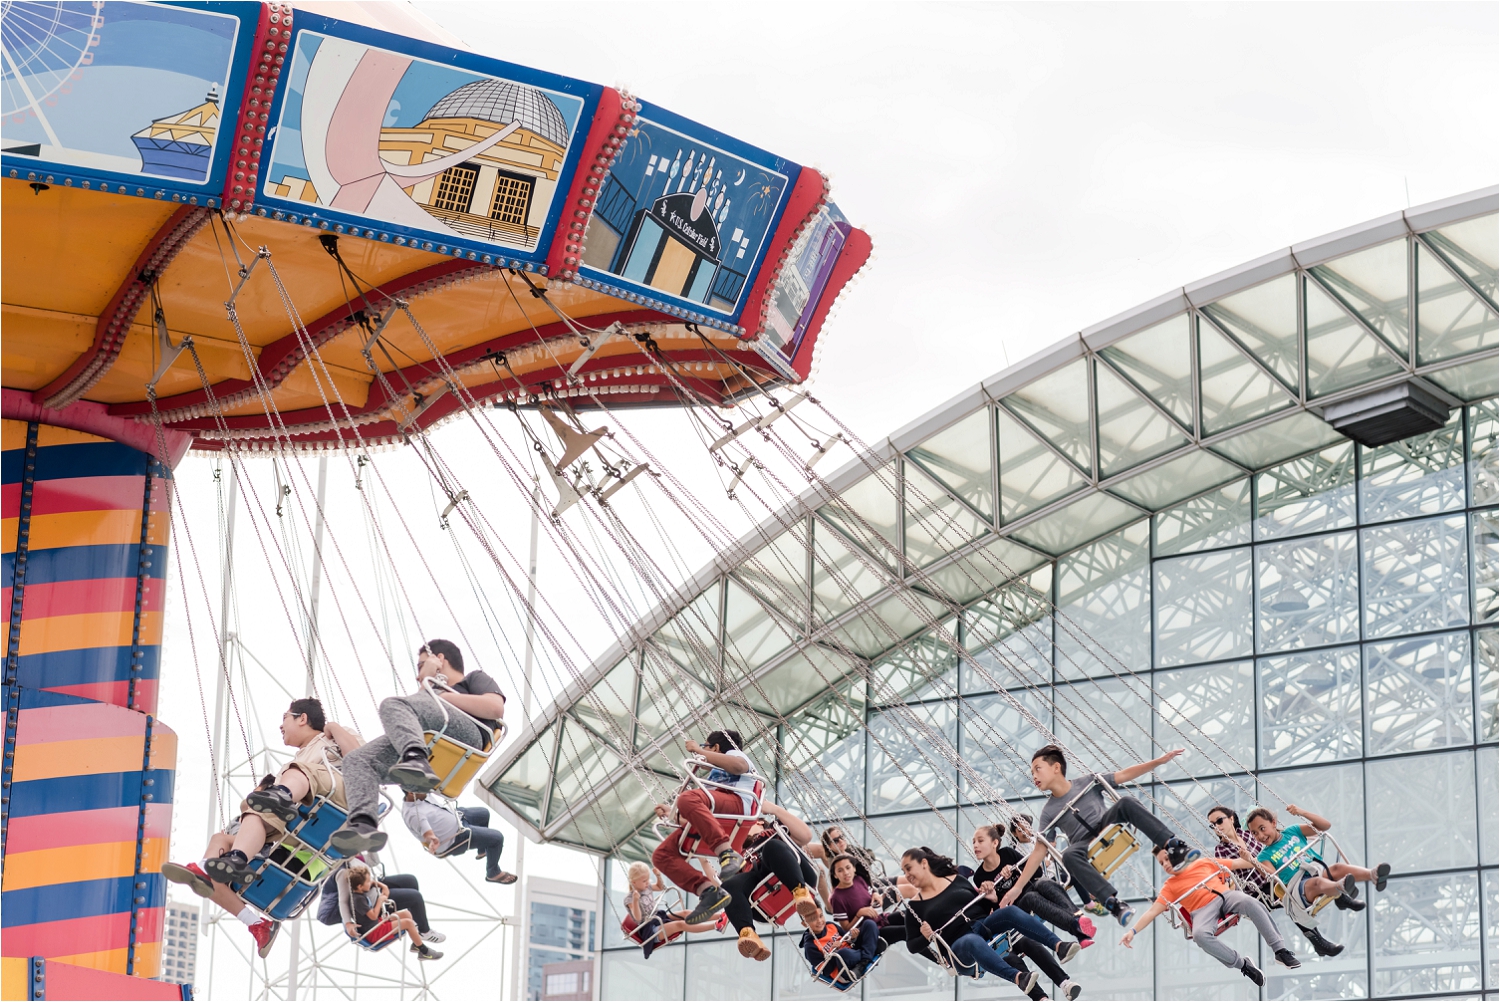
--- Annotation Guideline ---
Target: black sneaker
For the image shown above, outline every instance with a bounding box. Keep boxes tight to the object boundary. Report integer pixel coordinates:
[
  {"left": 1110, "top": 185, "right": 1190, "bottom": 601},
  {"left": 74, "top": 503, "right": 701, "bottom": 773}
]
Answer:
[
  {"left": 1055, "top": 940, "right": 1081, "bottom": 963},
  {"left": 203, "top": 850, "right": 253, "bottom": 885},
  {"left": 1274, "top": 948, "right": 1301, "bottom": 969},
  {"left": 329, "top": 815, "right": 389, "bottom": 855},
  {"left": 412, "top": 942, "right": 443, "bottom": 961},
  {"left": 1015, "top": 970, "right": 1039, "bottom": 994},
  {"left": 246, "top": 784, "right": 301, "bottom": 825},
  {"left": 1333, "top": 893, "right": 1365, "bottom": 912},
  {"left": 386, "top": 752, "right": 440, "bottom": 792},
  {"left": 685, "top": 885, "right": 731, "bottom": 924},
  {"left": 717, "top": 847, "right": 745, "bottom": 878},
  {"left": 1240, "top": 959, "right": 1264, "bottom": 987},
  {"left": 1374, "top": 862, "right": 1390, "bottom": 892},
  {"left": 1341, "top": 874, "right": 1359, "bottom": 899}
]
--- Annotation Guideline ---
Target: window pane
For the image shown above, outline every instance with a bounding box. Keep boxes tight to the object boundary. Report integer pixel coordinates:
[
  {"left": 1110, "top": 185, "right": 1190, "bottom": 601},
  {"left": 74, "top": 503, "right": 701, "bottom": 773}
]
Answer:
[
  {"left": 1426, "top": 216, "right": 1499, "bottom": 300},
  {"left": 748, "top": 645, "right": 857, "bottom": 718},
  {"left": 1099, "top": 313, "right": 1195, "bottom": 429},
  {"left": 602, "top": 945, "right": 684, "bottom": 1000},
  {"left": 1054, "top": 675, "right": 1153, "bottom": 767},
  {"left": 576, "top": 655, "right": 638, "bottom": 753},
  {"left": 904, "top": 461, "right": 990, "bottom": 569},
  {"left": 862, "top": 920, "right": 957, "bottom": 1001},
  {"left": 1474, "top": 509, "right": 1498, "bottom": 623},
  {"left": 1470, "top": 398, "right": 1498, "bottom": 507},
  {"left": 1010, "top": 492, "right": 1143, "bottom": 556},
  {"left": 1416, "top": 238, "right": 1498, "bottom": 364},
  {"left": 1051, "top": 912, "right": 1154, "bottom": 1000},
  {"left": 1095, "top": 357, "right": 1189, "bottom": 476},
  {"left": 1210, "top": 409, "right": 1344, "bottom": 471},
  {"left": 1373, "top": 872, "right": 1484, "bottom": 997},
  {"left": 1312, "top": 237, "right": 1410, "bottom": 356},
  {"left": 1154, "top": 479, "right": 1250, "bottom": 557},
  {"left": 1255, "top": 531, "right": 1360, "bottom": 653},
  {"left": 1267, "top": 903, "right": 1370, "bottom": 1001},
  {"left": 1155, "top": 548, "right": 1253, "bottom": 667},
  {"left": 1254, "top": 443, "right": 1356, "bottom": 541},
  {"left": 1202, "top": 272, "right": 1300, "bottom": 392},
  {"left": 1305, "top": 275, "right": 1404, "bottom": 398},
  {"left": 1362, "top": 515, "right": 1471, "bottom": 639},
  {"left": 818, "top": 466, "right": 899, "bottom": 570},
  {"left": 1259, "top": 762, "right": 1365, "bottom": 867},
  {"left": 778, "top": 680, "right": 866, "bottom": 822},
  {"left": 962, "top": 565, "right": 1052, "bottom": 693},
  {"left": 909, "top": 406, "right": 995, "bottom": 520},
  {"left": 685, "top": 937, "right": 771, "bottom": 1000},
  {"left": 870, "top": 625, "right": 956, "bottom": 704},
  {"left": 921, "top": 534, "right": 1046, "bottom": 606},
  {"left": 1366, "top": 749, "right": 1477, "bottom": 871},
  {"left": 997, "top": 405, "right": 1087, "bottom": 524},
  {"left": 812, "top": 518, "right": 888, "bottom": 620},
  {"left": 865, "top": 808, "right": 959, "bottom": 882},
  {"left": 1259, "top": 647, "right": 1363, "bottom": 768},
  {"left": 1358, "top": 410, "right": 1466, "bottom": 523},
  {"left": 1154, "top": 663, "right": 1255, "bottom": 775},
  {"left": 1479, "top": 745, "right": 1497, "bottom": 867},
  {"left": 867, "top": 700, "right": 958, "bottom": 813},
  {"left": 735, "top": 524, "right": 808, "bottom": 622},
  {"left": 1479, "top": 626, "right": 1498, "bottom": 742},
  {"left": 1154, "top": 884, "right": 1262, "bottom": 999},
  {"left": 1056, "top": 523, "right": 1150, "bottom": 678},
  {"left": 1430, "top": 356, "right": 1500, "bottom": 402},
  {"left": 1199, "top": 315, "right": 1295, "bottom": 432},
  {"left": 723, "top": 578, "right": 792, "bottom": 675},
  {"left": 1107, "top": 449, "right": 1241, "bottom": 512},
  {"left": 961, "top": 690, "right": 1052, "bottom": 802},
  {"left": 1003, "top": 358, "right": 1094, "bottom": 474},
  {"left": 1365, "top": 631, "right": 1474, "bottom": 755}
]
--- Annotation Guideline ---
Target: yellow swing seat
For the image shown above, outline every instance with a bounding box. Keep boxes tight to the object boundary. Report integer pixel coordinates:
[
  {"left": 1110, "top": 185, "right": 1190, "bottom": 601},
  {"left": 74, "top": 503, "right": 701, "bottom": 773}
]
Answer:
[
  {"left": 419, "top": 676, "right": 507, "bottom": 798},
  {"left": 1087, "top": 823, "right": 1140, "bottom": 878}
]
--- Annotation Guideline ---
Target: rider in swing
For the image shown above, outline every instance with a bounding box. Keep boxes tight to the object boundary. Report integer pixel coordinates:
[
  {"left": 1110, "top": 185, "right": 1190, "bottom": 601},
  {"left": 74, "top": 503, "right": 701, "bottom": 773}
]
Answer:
[{"left": 1002, "top": 745, "right": 1201, "bottom": 928}]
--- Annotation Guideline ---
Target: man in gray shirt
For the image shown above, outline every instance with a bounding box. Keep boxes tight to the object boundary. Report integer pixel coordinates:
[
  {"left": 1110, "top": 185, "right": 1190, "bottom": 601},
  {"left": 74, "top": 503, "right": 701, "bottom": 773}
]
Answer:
[{"left": 1001, "top": 744, "right": 1200, "bottom": 928}]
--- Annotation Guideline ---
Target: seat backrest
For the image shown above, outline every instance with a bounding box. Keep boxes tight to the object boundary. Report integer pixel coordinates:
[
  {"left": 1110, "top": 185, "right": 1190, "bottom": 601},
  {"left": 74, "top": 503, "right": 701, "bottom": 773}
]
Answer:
[
  {"left": 750, "top": 873, "right": 797, "bottom": 926},
  {"left": 424, "top": 730, "right": 492, "bottom": 799},
  {"left": 1088, "top": 823, "right": 1140, "bottom": 877}
]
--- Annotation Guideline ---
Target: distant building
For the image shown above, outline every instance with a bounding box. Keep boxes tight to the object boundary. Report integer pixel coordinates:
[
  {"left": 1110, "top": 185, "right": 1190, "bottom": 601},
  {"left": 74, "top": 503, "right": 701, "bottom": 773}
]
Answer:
[
  {"left": 158, "top": 900, "right": 199, "bottom": 986},
  {"left": 525, "top": 876, "right": 596, "bottom": 1001},
  {"left": 540, "top": 958, "right": 593, "bottom": 1001}
]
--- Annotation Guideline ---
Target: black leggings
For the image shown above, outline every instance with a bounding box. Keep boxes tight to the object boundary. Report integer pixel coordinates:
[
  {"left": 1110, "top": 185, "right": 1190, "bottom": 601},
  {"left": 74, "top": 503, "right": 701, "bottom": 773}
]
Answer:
[
  {"left": 724, "top": 841, "right": 817, "bottom": 932},
  {"left": 1017, "top": 879, "right": 1084, "bottom": 938},
  {"left": 1007, "top": 936, "right": 1068, "bottom": 1000}
]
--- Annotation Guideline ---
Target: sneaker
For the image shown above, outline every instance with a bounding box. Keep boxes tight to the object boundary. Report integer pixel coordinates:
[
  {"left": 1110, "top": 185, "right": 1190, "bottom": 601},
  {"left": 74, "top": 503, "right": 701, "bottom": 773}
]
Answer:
[
  {"left": 1060, "top": 980, "right": 1083, "bottom": 1001},
  {"left": 685, "top": 885, "right": 730, "bottom": 924},
  {"left": 793, "top": 886, "right": 825, "bottom": 934},
  {"left": 1374, "top": 862, "right": 1391, "bottom": 892},
  {"left": 1082, "top": 899, "right": 1109, "bottom": 917},
  {"left": 714, "top": 911, "right": 730, "bottom": 933},
  {"left": 163, "top": 862, "right": 215, "bottom": 898},
  {"left": 1107, "top": 899, "right": 1135, "bottom": 928},
  {"left": 1274, "top": 948, "right": 1301, "bottom": 969},
  {"left": 329, "top": 815, "right": 388, "bottom": 855},
  {"left": 1078, "top": 938, "right": 1095, "bottom": 950},
  {"left": 246, "top": 784, "right": 301, "bottom": 825},
  {"left": 1055, "top": 940, "right": 1081, "bottom": 963},
  {"left": 249, "top": 918, "right": 279, "bottom": 959},
  {"left": 1341, "top": 874, "right": 1359, "bottom": 899},
  {"left": 412, "top": 942, "right": 443, "bottom": 961},
  {"left": 1016, "top": 970, "right": 1040, "bottom": 994},
  {"left": 1333, "top": 893, "right": 1366, "bottom": 912},
  {"left": 203, "top": 850, "right": 253, "bottom": 886},
  {"left": 737, "top": 927, "right": 771, "bottom": 961},
  {"left": 422, "top": 929, "right": 446, "bottom": 944},
  {"left": 1240, "top": 959, "right": 1264, "bottom": 987},
  {"left": 386, "top": 753, "right": 441, "bottom": 793},
  {"left": 1076, "top": 914, "right": 1096, "bottom": 941},
  {"left": 717, "top": 847, "right": 745, "bottom": 878}
]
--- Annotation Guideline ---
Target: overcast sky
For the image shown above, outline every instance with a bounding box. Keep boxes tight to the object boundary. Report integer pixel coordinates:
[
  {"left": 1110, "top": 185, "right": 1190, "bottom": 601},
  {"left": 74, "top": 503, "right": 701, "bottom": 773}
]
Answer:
[{"left": 169, "top": 3, "right": 1496, "bottom": 996}]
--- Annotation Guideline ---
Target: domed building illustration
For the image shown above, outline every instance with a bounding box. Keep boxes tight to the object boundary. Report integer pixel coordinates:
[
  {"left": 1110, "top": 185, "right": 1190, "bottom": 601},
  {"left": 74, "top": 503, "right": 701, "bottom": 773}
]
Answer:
[{"left": 378, "top": 78, "right": 571, "bottom": 251}]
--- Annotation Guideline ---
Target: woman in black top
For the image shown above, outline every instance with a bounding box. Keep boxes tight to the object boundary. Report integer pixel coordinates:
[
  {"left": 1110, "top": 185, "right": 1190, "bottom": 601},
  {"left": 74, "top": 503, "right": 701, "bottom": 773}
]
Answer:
[
  {"left": 973, "top": 825, "right": 1086, "bottom": 1001},
  {"left": 900, "top": 847, "right": 1080, "bottom": 992}
]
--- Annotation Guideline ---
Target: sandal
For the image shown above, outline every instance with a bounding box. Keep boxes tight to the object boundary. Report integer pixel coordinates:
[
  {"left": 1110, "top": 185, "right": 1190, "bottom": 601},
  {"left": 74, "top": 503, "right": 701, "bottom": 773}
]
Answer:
[{"left": 487, "top": 871, "right": 519, "bottom": 884}]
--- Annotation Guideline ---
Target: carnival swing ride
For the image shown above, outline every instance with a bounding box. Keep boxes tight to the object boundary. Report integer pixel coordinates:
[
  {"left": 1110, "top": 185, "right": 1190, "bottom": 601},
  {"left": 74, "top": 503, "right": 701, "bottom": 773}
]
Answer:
[{"left": 7, "top": 2, "right": 1493, "bottom": 1000}]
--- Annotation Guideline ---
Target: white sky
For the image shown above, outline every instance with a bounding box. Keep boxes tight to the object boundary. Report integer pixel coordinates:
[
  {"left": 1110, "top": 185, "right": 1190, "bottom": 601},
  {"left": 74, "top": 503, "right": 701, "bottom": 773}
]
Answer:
[{"left": 163, "top": 3, "right": 1496, "bottom": 997}]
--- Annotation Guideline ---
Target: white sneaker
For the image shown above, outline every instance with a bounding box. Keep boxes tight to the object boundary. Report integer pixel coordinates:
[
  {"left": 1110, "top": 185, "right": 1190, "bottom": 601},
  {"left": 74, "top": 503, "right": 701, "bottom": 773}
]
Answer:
[
  {"left": 422, "top": 930, "right": 446, "bottom": 944},
  {"left": 1061, "top": 979, "right": 1083, "bottom": 1001}
]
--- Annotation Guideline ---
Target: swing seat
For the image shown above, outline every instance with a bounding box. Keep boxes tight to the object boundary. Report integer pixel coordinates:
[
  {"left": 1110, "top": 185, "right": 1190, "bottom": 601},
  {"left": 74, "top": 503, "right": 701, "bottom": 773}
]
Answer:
[
  {"left": 674, "top": 816, "right": 757, "bottom": 859},
  {"left": 422, "top": 724, "right": 502, "bottom": 799},
  {"left": 749, "top": 872, "right": 798, "bottom": 926},
  {"left": 434, "top": 826, "right": 473, "bottom": 859},
  {"left": 354, "top": 912, "right": 404, "bottom": 952},
  {"left": 681, "top": 757, "right": 768, "bottom": 822},
  {"left": 810, "top": 950, "right": 873, "bottom": 993},
  {"left": 621, "top": 911, "right": 684, "bottom": 948},
  {"left": 287, "top": 796, "right": 348, "bottom": 857},
  {"left": 236, "top": 850, "right": 326, "bottom": 922},
  {"left": 1278, "top": 868, "right": 1339, "bottom": 927},
  {"left": 1176, "top": 906, "right": 1240, "bottom": 939},
  {"left": 988, "top": 928, "right": 1021, "bottom": 954},
  {"left": 1087, "top": 823, "right": 1139, "bottom": 878}
]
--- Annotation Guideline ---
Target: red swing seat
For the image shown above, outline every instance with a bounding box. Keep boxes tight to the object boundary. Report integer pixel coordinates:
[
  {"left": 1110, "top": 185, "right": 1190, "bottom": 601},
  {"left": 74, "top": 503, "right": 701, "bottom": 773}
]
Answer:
[
  {"left": 620, "top": 911, "right": 685, "bottom": 948},
  {"left": 749, "top": 870, "right": 799, "bottom": 926}
]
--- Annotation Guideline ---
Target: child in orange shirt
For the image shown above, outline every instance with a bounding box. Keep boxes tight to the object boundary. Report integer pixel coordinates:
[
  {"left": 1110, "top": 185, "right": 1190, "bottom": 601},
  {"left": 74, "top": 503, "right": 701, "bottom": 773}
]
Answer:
[{"left": 1119, "top": 844, "right": 1300, "bottom": 988}]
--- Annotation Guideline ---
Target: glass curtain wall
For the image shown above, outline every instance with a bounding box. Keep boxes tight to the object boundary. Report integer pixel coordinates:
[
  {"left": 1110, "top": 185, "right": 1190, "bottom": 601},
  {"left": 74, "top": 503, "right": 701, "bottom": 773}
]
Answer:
[{"left": 598, "top": 399, "right": 1499, "bottom": 1001}]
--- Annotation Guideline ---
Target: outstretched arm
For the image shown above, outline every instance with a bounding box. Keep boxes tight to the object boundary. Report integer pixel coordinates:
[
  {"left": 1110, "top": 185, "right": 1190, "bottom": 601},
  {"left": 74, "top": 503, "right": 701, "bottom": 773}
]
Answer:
[
  {"left": 1113, "top": 749, "right": 1183, "bottom": 785},
  {"left": 1120, "top": 901, "right": 1168, "bottom": 947},
  {"left": 1287, "top": 805, "right": 1331, "bottom": 831}
]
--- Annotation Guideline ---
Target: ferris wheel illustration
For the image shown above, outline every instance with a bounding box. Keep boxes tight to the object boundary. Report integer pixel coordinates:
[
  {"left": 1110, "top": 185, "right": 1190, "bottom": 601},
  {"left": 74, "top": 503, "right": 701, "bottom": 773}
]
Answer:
[{"left": 1, "top": 0, "right": 103, "bottom": 142}]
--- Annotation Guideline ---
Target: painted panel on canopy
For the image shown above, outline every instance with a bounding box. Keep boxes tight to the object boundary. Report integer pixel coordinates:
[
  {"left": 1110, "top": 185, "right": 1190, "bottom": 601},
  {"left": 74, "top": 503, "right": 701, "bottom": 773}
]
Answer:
[
  {"left": 259, "top": 16, "right": 599, "bottom": 266},
  {"left": 0, "top": 1, "right": 257, "bottom": 196},
  {"left": 759, "top": 201, "right": 851, "bottom": 362},
  {"left": 580, "top": 101, "right": 796, "bottom": 323}
]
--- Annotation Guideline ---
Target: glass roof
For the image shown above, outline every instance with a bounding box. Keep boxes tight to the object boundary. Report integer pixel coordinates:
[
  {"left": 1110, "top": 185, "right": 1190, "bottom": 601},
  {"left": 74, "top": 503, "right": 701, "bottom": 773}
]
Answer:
[{"left": 478, "top": 197, "right": 1499, "bottom": 855}]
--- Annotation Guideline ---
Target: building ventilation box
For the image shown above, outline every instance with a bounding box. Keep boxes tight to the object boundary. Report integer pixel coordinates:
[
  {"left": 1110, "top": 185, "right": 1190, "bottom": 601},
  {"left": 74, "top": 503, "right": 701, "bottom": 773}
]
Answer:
[{"left": 1322, "top": 380, "right": 1452, "bottom": 447}]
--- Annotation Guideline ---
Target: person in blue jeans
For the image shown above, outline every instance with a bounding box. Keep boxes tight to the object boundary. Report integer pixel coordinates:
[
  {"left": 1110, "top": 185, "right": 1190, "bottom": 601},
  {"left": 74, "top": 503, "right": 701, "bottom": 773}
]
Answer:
[
  {"left": 402, "top": 792, "right": 517, "bottom": 884},
  {"left": 900, "top": 847, "right": 1080, "bottom": 994}
]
